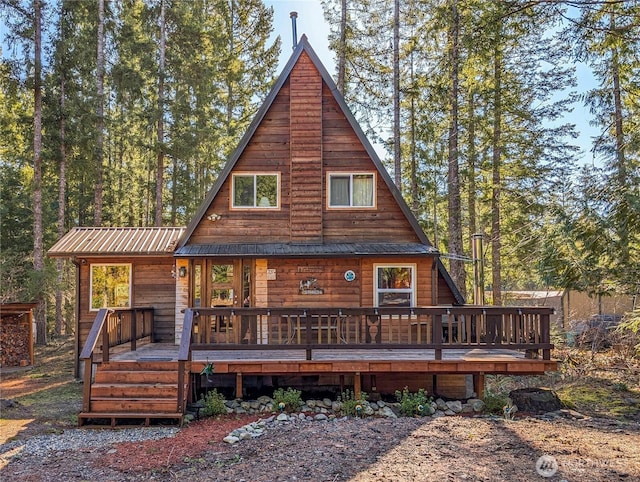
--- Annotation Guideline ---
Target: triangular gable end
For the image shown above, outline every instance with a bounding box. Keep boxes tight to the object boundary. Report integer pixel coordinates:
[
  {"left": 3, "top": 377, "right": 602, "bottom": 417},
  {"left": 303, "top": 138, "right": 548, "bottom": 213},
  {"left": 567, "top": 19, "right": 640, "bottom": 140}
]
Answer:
[{"left": 178, "top": 35, "right": 464, "bottom": 304}]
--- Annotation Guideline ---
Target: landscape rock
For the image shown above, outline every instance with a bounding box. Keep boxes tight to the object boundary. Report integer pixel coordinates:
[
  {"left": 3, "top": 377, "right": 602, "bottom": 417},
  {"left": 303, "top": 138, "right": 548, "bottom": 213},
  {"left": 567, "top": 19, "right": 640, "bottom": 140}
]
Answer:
[
  {"left": 508, "top": 388, "right": 562, "bottom": 413},
  {"left": 446, "top": 400, "right": 463, "bottom": 413}
]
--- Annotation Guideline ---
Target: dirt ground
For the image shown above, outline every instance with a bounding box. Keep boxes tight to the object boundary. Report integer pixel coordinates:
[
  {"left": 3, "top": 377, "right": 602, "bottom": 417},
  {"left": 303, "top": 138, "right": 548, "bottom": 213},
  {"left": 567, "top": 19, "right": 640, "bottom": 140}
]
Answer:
[{"left": 2, "top": 336, "right": 639, "bottom": 481}]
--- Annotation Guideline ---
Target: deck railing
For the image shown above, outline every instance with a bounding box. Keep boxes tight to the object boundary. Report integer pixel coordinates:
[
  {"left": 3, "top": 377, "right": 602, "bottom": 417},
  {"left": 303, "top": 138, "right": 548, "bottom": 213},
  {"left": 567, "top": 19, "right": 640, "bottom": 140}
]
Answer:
[
  {"left": 180, "top": 306, "right": 553, "bottom": 364},
  {"left": 79, "top": 307, "right": 154, "bottom": 412}
]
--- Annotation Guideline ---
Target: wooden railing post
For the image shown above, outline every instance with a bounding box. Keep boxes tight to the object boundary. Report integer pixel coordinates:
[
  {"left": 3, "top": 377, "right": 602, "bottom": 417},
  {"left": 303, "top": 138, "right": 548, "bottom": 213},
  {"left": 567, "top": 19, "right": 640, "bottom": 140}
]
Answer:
[
  {"left": 130, "top": 309, "right": 137, "bottom": 351},
  {"left": 101, "top": 314, "right": 110, "bottom": 364},
  {"left": 177, "top": 308, "right": 195, "bottom": 414},
  {"left": 433, "top": 314, "right": 442, "bottom": 360},
  {"left": 541, "top": 312, "right": 551, "bottom": 360},
  {"left": 82, "top": 357, "right": 92, "bottom": 412}
]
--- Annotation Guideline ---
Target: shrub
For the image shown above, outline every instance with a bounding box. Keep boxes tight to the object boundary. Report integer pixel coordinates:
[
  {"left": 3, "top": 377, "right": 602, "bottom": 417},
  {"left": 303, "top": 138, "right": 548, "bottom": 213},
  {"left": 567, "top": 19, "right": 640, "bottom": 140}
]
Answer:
[
  {"left": 201, "top": 389, "right": 227, "bottom": 417},
  {"left": 273, "top": 387, "right": 302, "bottom": 412},
  {"left": 482, "top": 390, "right": 510, "bottom": 414},
  {"left": 395, "top": 387, "right": 432, "bottom": 417},
  {"left": 339, "top": 389, "right": 368, "bottom": 417}
]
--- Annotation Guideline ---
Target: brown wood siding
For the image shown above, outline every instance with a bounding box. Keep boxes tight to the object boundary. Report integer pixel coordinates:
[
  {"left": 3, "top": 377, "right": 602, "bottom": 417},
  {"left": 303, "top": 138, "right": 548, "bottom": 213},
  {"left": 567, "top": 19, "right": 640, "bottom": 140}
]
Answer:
[
  {"left": 290, "top": 51, "right": 323, "bottom": 242},
  {"left": 188, "top": 82, "right": 292, "bottom": 245},
  {"left": 437, "top": 274, "right": 457, "bottom": 305},
  {"left": 322, "top": 83, "right": 420, "bottom": 243},
  {"left": 266, "top": 258, "right": 362, "bottom": 308},
  {"left": 77, "top": 257, "right": 176, "bottom": 351},
  {"left": 264, "top": 257, "right": 435, "bottom": 308}
]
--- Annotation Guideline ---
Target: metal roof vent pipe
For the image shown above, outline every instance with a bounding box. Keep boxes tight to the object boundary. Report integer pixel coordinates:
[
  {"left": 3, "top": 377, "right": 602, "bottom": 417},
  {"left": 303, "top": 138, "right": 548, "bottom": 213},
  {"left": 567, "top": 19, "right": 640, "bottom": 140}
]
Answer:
[{"left": 290, "top": 11, "right": 298, "bottom": 50}]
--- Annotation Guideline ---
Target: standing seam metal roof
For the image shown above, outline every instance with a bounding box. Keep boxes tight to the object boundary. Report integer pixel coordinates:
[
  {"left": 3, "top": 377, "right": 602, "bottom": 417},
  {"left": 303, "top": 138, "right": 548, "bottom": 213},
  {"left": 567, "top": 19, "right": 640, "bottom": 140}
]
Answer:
[{"left": 47, "top": 227, "right": 185, "bottom": 257}]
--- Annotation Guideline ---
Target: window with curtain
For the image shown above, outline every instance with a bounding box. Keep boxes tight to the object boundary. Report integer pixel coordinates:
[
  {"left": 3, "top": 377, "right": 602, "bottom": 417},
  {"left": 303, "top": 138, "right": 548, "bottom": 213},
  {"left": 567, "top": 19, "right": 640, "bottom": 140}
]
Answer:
[
  {"left": 232, "top": 173, "right": 279, "bottom": 208},
  {"left": 374, "top": 265, "right": 415, "bottom": 307},
  {"left": 328, "top": 173, "right": 374, "bottom": 207}
]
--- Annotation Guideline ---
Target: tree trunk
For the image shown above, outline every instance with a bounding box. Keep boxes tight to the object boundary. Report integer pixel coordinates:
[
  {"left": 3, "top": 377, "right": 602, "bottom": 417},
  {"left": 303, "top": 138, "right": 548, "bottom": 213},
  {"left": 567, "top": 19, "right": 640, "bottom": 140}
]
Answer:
[
  {"left": 447, "top": 0, "right": 466, "bottom": 298},
  {"left": 33, "top": 0, "right": 46, "bottom": 345},
  {"left": 94, "top": 0, "right": 105, "bottom": 226},
  {"left": 491, "top": 41, "right": 503, "bottom": 306},
  {"left": 392, "top": 0, "right": 401, "bottom": 189},
  {"left": 610, "top": 11, "right": 628, "bottom": 263},
  {"left": 155, "top": 0, "right": 166, "bottom": 227},
  {"left": 337, "top": 0, "right": 347, "bottom": 93},
  {"left": 467, "top": 89, "right": 477, "bottom": 244},
  {"left": 56, "top": 72, "right": 67, "bottom": 336}
]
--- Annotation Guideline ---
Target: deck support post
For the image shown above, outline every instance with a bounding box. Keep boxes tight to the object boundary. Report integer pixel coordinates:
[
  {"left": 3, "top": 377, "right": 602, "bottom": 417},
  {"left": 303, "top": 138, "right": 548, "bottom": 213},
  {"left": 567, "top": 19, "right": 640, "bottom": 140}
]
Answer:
[
  {"left": 236, "top": 372, "right": 243, "bottom": 399},
  {"left": 473, "top": 373, "right": 485, "bottom": 399},
  {"left": 354, "top": 372, "right": 361, "bottom": 399}
]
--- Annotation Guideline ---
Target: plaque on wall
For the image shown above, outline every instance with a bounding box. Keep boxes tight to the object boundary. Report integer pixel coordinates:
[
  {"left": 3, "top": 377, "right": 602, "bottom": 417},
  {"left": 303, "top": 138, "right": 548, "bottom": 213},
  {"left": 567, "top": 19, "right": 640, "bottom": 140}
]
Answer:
[{"left": 299, "top": 278, "right": 324, "bottom": 295}]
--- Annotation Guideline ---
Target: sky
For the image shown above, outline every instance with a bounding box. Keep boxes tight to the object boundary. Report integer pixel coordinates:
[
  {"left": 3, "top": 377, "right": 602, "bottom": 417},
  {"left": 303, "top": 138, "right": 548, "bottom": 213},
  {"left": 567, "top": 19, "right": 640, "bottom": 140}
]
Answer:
[
  {"left": 0, "top": 0, "right": 599, "bottom": 166},
  {"left": 265, "top": 0, "right": 600, "bottom": 167}
]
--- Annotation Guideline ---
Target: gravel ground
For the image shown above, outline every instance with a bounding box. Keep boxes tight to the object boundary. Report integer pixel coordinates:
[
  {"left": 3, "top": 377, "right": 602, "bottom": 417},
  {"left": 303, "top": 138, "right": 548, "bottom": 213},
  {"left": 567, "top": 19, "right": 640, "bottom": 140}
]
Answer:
[{"left": 2, "top": 412, "right": 640, "bottom": 481}]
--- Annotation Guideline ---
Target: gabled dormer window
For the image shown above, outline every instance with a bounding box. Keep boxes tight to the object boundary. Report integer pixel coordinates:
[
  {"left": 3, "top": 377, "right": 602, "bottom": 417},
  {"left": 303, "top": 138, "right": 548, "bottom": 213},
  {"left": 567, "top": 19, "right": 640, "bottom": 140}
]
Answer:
[
  {"left": 328, "top": 173, "right": 375, "bottom": 208},
  {"left": 232, "top": 173, "right": 280, "bottom": 209}
]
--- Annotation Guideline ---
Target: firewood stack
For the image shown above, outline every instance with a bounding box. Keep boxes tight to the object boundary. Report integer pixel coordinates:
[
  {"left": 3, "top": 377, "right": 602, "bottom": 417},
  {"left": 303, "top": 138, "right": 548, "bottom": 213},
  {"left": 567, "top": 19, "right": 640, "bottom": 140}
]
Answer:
[{"left": 0, "top": 304, "right": 35, "bottom": 367}]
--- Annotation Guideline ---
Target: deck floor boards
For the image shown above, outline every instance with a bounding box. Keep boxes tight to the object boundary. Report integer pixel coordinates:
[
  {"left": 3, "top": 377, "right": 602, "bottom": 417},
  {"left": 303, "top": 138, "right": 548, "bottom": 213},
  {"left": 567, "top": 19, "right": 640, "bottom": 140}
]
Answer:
[{"left": 109, "top": 343, "right": 556, "bottom": 375}]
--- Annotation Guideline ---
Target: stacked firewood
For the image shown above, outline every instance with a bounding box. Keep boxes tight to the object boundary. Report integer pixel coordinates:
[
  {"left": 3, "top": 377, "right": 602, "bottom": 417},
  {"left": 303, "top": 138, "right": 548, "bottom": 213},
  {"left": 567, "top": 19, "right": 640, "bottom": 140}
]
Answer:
[{"left": 0, "top": 316, "right": 31, "bottom": 366}]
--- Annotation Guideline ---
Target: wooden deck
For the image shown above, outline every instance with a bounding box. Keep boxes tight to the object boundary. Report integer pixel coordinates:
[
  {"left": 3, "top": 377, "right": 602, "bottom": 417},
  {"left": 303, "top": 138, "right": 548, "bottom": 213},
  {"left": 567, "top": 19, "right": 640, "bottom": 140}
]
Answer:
[
  {"left": 114, "top": 342, "right": 556, "bottom": 375},
  {"left": 78, "top": 306, "right": 557, "bottom": 426}
]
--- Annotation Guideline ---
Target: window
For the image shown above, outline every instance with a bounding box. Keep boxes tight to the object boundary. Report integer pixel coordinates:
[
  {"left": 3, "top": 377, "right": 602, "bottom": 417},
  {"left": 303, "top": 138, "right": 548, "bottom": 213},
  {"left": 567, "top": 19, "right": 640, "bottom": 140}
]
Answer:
[
  {"left": 90, "top": 264, "right": 131, "bottom": 310},
  {"left": 328, "top": 173, "right": 375, "bottom": 207},
  {"left": 232, "top": 173, "right": 279, "bottom": 208},
  {"left": 374, "top": 265, "right": 415, "bottom": 307}
]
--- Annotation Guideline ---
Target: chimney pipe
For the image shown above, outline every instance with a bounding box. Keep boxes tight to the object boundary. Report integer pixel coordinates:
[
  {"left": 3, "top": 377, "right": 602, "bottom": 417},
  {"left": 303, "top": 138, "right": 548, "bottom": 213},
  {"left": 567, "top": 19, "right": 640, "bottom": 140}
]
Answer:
[{"left": 290, "top": 11, "right": 298, "bottom": 50}]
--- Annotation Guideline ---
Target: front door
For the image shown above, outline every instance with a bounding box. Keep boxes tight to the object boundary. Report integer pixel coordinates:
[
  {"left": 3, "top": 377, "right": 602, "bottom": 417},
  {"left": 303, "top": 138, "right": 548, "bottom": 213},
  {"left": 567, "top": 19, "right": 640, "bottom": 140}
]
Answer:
[{"left": 191, "top": 259, "right": 254, "bottom": 343}]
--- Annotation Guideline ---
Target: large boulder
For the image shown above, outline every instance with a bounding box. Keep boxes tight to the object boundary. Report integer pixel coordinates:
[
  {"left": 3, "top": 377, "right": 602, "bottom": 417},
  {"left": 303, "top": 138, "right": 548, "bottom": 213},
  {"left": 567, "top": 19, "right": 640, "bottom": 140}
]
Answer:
[{"left": 508, "top": 388, "right": 562, "bottom": 413}]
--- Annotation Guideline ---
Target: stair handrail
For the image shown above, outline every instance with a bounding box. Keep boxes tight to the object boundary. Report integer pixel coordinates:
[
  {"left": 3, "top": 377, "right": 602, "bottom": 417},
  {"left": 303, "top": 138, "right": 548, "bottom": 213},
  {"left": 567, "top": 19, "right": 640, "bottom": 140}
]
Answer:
[
  {"left": 79, "top": 308, "right": 112, "bottom": 413},
  {"left": 177, "top": 308, "right": 195, "bottom": 413}
]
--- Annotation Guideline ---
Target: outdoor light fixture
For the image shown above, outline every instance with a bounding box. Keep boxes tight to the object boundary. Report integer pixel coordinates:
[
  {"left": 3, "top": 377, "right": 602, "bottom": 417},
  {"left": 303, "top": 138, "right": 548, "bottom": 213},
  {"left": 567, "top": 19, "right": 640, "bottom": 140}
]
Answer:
[{"left": 178, "top": 266, "right": 187, "bottom": 278}]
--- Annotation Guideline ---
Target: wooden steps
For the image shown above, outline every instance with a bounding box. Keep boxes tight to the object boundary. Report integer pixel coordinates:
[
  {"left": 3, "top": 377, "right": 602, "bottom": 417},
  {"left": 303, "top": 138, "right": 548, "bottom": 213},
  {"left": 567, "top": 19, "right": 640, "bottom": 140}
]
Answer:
[{"left": 79, "top": 361, "right": 184, "bottom": 427}]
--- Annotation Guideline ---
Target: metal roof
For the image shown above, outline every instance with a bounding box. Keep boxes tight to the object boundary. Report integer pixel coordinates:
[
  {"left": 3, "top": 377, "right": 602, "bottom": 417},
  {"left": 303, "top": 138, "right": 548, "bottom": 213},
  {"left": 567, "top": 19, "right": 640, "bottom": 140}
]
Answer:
[
  {"left": 48, "top": 227, "right": 185, "bottom": 257},
  {"left": 175, "top": 243, "right": 439, "bottom": 258}
]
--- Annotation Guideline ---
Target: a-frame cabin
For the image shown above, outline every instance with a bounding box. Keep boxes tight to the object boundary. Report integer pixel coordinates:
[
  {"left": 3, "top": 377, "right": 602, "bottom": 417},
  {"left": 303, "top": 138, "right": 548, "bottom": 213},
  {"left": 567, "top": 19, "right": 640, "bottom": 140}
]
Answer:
[{"left": 49, "top": 37, "right": 555, "bottom": 426}]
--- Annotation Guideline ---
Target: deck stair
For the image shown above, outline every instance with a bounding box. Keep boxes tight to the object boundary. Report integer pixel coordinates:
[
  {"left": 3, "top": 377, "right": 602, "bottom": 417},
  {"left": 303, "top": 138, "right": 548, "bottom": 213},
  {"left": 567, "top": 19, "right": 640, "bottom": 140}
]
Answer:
[{"left": 78, "top": 360, "right": 184, "bottom": 427}]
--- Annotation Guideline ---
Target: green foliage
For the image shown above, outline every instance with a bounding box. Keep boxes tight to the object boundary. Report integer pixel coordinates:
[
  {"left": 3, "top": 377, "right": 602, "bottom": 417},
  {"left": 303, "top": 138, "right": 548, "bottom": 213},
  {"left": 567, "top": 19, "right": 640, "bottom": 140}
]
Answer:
[
  {"left": 272, "top": 387, "right": 302, "bottom": 413},
  {"left": 482, "top": 391, "right": 510, "bottom": 415},
  {"left": 617, "top": 310, "right": 640, "bottom": 356},
  {"left": 201, "top": 389, "right": 227, "bottom": 417},
  {"left": 200, "top": 362, "right": 215, "bottom": 377},
  {"left": 338, "top": 389, "right": 368, "bottom": 417},
  {"left": 395, "top": 387, "right": 432, "bottom": 417}
]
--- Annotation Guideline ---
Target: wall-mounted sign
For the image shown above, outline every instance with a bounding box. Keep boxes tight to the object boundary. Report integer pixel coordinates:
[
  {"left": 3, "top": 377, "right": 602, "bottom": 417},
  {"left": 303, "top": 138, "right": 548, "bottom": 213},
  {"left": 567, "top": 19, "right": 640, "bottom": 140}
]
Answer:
[
  {"left": 266, "top": 268, "right": 276, "bottom": 281},
  {"left": 344, "top": 270, "right": 356, "bottom": 282},
  {"left": 297, "top": 266, "right": 324, "bottom": 273},
  {"left": 299, "top": 278, "right": 324, "bottom": 295}
]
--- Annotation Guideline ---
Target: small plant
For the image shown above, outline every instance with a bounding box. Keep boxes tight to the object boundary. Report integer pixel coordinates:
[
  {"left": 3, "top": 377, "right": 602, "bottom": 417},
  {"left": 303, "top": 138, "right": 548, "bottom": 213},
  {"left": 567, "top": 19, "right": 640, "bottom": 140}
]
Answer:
[
  {"left": 395, "top": 387, "right": 432, "bottom": 417},
  {"left": 201, "top": 388, "right": 227, "bottom": 417},
  {"left": 272, "top": 387, "right": 302, "bottom": 412},
  {"left": 482, "top": 390, "right": 510, "bottom": 415},
  {"left": 339, "top": 389, "right": 368, "bottom": 417},
  {"left": 200, "top": 362, "right": 215, "bottom": 378}
]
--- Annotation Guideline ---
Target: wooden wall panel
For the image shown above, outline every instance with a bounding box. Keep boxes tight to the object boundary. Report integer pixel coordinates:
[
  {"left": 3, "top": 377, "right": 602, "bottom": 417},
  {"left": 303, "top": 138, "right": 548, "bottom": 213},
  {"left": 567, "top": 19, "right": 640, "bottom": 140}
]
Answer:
[
  {"left": 76, "top": 256, "right": 177, "bottom": 352},
  {"left": 189, "top": 81, "right": 292, "bottom": 245},
  {"left": 266, "top": 258, "right": 361, "bottom": 308},
  {"left": 290, "top": 51, "right": 323, "bottom": 242},
  {"left": 321, "top": 83, "right": 420, "bottom": 243},
  {"left": 264, "top": 257, "right": 435, "bottom": 308}
]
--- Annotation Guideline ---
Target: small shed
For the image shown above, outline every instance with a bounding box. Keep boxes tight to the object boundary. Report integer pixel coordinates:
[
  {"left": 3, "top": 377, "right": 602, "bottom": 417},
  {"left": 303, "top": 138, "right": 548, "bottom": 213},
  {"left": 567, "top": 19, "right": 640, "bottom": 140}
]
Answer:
[{"left": 0, "top": 303, "right": 37, "bottom": 367}]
